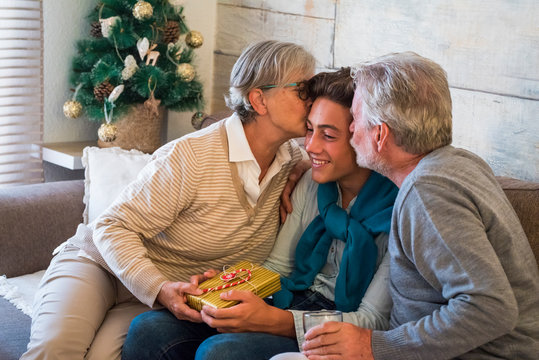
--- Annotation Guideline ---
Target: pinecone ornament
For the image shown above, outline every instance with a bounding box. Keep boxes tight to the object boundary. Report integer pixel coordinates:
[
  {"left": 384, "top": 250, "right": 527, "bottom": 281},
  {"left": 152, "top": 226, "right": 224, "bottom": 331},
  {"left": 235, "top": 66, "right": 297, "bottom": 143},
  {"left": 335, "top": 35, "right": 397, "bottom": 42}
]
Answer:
[
  {"left": 90, "top": 21, "right": 103, "bottom": 38},
  {"left": 162, "top": 21, "right": 180, "bottom": 44},
  {"left": 93, "top": 81, "right": 115, "bottom": 102}
]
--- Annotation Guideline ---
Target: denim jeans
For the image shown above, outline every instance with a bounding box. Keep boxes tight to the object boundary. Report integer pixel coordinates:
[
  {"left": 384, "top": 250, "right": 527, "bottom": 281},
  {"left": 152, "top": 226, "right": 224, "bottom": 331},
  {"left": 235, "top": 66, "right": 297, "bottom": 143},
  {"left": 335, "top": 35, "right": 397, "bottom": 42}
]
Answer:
[
  {"left": 195, "top": 290, "right": 336, "bottom": 360},
  {"left": 121, "top": 309, "right": 219, "bottom": 360},
  {"left": 122, "top": 290, "right": 335, "bottom": 360}
]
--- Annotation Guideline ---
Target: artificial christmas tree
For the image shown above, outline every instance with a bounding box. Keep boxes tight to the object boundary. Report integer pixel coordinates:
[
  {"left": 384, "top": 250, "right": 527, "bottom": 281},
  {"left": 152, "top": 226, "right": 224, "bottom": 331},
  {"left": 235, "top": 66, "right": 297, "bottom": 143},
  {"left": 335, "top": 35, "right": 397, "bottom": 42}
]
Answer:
[{"left": 65, "top": 0, "right": 204, "bottom": 153}]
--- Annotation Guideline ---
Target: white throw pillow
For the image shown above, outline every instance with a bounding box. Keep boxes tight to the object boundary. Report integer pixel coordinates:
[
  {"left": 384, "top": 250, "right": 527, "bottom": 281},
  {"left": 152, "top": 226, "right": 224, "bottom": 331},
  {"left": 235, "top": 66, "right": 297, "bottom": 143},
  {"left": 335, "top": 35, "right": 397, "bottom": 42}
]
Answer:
[{"left": 82, "top": 146, "right": 151, "bottom": 224}]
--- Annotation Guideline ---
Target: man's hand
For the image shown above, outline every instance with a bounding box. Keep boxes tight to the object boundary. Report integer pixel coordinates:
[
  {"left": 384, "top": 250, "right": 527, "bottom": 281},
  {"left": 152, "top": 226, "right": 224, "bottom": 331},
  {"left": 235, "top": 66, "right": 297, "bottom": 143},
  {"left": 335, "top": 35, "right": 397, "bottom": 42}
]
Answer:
[
  {"left": 280, "top": 159, "right": 311, "bottom": 223},
  {"left": 157, "top": 280, "right": 204, "bottom": 322},
  {"left": 201, "top": 290, "right": 295, "bottom": 337},
  {"left": 302, "top": 322, "right": 374, "bottom": 360}
]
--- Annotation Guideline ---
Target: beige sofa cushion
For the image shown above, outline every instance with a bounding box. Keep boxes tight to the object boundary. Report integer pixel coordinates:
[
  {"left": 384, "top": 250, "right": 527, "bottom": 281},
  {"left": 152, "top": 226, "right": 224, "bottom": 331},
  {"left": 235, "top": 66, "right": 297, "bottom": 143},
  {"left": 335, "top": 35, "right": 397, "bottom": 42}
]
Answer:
[{"left": 82, "top": 146, "right": 151, "bottom": 224}]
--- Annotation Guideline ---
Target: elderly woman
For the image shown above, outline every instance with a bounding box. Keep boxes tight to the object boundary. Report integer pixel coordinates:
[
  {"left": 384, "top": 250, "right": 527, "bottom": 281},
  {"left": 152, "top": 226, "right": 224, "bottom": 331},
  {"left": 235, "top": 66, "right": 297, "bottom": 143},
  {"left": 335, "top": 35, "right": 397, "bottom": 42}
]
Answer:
[{"left": 21, "top": 40, "right": 315, "bottom": 360}]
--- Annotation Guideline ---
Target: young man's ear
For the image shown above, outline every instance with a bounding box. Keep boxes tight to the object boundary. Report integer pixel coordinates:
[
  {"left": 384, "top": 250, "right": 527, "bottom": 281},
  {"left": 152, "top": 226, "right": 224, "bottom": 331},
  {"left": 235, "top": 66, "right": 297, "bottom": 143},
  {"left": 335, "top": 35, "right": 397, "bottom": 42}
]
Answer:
[
  {"left": 248, "top": 89, "right": 268, "bottom": 116},
  {"left": 376, "top": 123, "right": 391, "bottom": 152}
]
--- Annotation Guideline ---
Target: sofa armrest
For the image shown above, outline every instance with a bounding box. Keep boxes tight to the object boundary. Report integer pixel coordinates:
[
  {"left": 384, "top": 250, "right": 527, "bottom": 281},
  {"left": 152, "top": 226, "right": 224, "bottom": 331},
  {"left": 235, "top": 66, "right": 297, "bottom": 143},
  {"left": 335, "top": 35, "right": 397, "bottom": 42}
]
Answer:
[
  {"left": 497, "top": 176, "right": 539, "bottom": 267},
  {"left": 0, "top": 180, "right": 85, "bottom": 277}
]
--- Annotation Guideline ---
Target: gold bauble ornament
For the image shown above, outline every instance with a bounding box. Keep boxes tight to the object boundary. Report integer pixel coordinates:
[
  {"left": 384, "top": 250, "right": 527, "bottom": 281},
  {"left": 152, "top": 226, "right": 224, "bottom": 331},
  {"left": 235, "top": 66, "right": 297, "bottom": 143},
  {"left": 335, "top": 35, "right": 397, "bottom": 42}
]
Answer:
[
  {"left": 185, "top": 30, "right": 204, "bottom": 48},
  {"left": 133, "top": 1, "right": 153, "bottom": 20},
  {"left": 63, "top": 100, "right": 82, "bottom": 119},
  {"left": 98, "top": 123, "right": 118, "bottom": 142},
  {"left": 176, "top": 63, "right": 195, "bottom": 82}
]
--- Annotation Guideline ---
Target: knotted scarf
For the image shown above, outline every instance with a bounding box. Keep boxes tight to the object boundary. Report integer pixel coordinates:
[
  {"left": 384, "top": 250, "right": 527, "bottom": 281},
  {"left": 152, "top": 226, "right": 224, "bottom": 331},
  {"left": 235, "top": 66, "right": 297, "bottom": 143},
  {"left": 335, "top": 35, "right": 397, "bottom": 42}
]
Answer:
[{"left": 273, "top": 171, "right": 397, "bottom": 312}]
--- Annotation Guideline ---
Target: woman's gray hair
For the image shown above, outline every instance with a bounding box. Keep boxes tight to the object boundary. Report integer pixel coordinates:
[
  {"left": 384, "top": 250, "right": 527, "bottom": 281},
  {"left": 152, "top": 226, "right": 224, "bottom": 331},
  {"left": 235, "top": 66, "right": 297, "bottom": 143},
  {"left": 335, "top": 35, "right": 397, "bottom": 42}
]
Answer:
[
  {"left": 225, "top": 40, "right": 316, "bottom": 123},
  {"left": 351, "top": 52, "right": 452, "bottom": 154}
]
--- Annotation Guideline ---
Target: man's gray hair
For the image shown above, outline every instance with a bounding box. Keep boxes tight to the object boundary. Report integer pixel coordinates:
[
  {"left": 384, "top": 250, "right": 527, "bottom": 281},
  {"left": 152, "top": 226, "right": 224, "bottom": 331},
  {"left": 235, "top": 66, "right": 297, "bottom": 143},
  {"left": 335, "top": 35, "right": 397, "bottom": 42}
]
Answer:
[
  {"left": 351, "top": 52, "right": 452, "bottom": 154},
  {"left": 225, "top": 40, "right": 316, "bottom": 123}
]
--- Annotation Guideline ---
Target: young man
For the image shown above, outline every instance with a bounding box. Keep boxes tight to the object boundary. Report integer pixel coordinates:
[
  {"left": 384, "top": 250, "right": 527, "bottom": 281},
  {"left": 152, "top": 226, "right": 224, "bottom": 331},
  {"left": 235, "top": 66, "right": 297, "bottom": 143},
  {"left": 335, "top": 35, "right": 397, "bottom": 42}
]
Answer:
[{"left": 299, "top": 52, "right": 539, "bottom": 360}]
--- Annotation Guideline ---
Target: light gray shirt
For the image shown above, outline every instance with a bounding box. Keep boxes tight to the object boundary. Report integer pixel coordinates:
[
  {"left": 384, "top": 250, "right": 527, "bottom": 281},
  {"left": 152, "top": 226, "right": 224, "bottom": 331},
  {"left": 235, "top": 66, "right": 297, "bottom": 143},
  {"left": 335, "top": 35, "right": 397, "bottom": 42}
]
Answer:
[{"left": 263, "top": 169, "right": 392, "bottom": 347}]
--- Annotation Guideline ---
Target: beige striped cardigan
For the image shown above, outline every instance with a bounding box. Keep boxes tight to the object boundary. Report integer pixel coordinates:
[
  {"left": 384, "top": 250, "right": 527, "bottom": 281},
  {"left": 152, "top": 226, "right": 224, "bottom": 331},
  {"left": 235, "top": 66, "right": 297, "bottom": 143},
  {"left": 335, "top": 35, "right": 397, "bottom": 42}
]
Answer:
[{"left": 71, "top": 119, "right": 304, "bottom": 307}]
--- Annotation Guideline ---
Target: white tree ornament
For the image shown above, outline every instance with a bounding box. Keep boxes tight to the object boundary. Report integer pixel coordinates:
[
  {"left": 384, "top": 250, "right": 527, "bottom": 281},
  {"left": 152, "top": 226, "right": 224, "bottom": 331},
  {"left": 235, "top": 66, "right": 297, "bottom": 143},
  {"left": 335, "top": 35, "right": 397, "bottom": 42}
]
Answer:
[
  {"left": 99, "top": 16, "right": 120, "bottom": 38},
  {"left": 137, "top": 37, "right": 150, "bottom": 60},
  {"left": 108, "top": 84, "right": 125, "bottom": 103},
  {"left": 122, "top": 55, "right": 139, "bottom": 80}
]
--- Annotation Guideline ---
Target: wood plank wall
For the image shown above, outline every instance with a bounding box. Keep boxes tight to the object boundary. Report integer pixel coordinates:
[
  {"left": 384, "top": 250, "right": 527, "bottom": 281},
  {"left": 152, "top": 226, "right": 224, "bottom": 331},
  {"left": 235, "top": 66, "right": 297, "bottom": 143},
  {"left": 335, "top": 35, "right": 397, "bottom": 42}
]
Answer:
[{"left": 213, "top": 0, "right": 539, "bottom": 182}]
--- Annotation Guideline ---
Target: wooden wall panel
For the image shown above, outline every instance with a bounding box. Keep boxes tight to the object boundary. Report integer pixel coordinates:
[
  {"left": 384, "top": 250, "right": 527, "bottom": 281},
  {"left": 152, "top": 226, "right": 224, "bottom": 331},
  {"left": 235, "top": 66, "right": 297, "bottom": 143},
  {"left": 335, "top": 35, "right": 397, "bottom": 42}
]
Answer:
[
  {"left": 219, "top": 0, "right": 335, "bottom": 19},
  {"left": 452, "top": 89, "right": 539, "bottom": 181},
  {"left": 335, "top": 0, "right": 539, "bottom": 100},
  {"left": 212, "top": 53, "right": 237, "bottom": 112},
  {"left": 216, "top": 3, "right": 335, "bottom": 67}
]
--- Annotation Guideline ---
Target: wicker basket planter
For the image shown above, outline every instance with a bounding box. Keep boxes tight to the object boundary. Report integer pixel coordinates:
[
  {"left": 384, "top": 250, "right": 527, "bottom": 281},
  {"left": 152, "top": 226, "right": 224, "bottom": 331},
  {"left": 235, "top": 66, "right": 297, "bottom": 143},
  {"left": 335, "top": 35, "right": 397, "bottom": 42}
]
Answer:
[{"left": 98, "top": 103, "right": 166, "bottom": 154}]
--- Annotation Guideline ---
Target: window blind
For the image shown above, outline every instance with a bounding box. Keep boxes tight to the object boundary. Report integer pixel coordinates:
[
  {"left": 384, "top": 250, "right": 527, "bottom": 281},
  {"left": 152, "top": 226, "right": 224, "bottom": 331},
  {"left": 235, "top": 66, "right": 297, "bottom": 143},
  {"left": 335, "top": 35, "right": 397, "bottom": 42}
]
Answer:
[{"left": 0, "top": 0, "right": 43, "bottom": 187}]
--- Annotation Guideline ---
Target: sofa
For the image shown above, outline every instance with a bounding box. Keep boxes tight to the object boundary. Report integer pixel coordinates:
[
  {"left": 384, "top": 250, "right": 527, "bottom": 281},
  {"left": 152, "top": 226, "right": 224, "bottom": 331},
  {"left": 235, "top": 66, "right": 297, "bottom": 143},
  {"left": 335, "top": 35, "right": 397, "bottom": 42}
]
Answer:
[{"left": 1, "top": 173, "right": 538, "bottom": 359}]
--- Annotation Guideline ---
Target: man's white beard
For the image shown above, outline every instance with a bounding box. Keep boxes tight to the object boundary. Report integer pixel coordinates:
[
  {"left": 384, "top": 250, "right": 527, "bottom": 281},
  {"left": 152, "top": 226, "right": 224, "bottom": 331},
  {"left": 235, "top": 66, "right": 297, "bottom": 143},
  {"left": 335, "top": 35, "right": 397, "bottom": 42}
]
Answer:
[{"left": 354, "top": 146, "right": 391, "bottom": 178}]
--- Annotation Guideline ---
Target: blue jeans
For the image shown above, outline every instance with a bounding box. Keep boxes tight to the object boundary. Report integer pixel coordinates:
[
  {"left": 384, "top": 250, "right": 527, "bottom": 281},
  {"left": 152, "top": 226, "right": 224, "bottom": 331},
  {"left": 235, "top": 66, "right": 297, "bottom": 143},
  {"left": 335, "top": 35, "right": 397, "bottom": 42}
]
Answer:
[
  {"left": 122, "top": 308, "right": 219, "bottom": 360},
  {"left": 195, "top": 290, "right": 336, "bottom": 360},
  {"left": 195, "top": 333, "right": 298, "bottom": 360},
  {"left": 122, "top": 290, "right": 335, "bottom": 360}
]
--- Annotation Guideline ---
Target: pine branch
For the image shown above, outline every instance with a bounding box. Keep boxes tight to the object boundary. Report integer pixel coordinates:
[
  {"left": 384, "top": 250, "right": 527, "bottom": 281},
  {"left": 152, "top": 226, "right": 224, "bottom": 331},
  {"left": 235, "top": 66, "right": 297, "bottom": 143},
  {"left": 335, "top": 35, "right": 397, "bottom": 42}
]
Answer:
[{"left": 67, "top": 0, "right": 205, "bottom": 122}]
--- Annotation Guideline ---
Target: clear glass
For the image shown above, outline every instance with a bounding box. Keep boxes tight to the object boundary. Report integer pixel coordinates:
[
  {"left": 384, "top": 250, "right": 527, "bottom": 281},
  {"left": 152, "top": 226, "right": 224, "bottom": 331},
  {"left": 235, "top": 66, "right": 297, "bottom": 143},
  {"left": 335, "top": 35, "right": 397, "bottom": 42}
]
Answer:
[{"left": 302, "top": 310, "right": 343, "bottom": 333}]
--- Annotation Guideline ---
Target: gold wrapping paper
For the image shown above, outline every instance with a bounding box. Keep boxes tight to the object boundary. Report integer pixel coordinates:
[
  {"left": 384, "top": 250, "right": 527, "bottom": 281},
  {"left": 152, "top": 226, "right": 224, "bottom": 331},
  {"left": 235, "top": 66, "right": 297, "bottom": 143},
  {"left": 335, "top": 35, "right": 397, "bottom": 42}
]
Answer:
[{"left": 186, "top": 261, "right": 281, "bottom": 311}]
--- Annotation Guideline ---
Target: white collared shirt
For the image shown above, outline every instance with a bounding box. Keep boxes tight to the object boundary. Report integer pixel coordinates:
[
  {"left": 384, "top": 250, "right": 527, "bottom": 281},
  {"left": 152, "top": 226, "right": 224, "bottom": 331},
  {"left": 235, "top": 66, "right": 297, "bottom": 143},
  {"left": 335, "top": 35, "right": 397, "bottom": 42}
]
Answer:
[{"left": 226, "top": 114, "right": 292, "bottom": 207}]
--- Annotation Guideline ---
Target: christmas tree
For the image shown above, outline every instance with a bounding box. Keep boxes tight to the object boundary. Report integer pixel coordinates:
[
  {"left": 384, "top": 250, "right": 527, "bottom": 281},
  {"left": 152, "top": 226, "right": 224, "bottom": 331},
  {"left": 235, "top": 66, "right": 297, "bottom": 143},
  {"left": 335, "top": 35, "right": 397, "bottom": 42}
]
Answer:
[{"left": 63, "top": 0, "right": 204, "bottom": 146}]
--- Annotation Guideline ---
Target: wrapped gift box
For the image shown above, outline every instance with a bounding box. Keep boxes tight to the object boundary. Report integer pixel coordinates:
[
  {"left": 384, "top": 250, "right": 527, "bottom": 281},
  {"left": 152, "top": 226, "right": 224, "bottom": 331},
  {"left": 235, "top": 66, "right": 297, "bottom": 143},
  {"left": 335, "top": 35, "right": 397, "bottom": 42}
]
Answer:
[{"left": 186, "top": 261, "right": 281, "bottom": 311}]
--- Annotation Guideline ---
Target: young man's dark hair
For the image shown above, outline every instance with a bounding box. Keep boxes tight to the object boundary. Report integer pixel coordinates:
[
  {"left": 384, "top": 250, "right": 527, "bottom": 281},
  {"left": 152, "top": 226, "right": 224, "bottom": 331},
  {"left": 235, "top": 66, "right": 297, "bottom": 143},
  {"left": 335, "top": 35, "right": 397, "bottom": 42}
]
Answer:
[{"left": 306, "top": 67, "right": 354, "bottom": 108}]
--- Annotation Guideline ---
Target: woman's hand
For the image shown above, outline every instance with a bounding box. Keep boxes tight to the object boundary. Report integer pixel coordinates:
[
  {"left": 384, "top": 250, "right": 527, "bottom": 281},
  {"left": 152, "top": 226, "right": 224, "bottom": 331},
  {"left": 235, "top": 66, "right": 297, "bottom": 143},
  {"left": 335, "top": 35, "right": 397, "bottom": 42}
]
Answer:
[
  {"left": 190, "top": 268, "right": 220, "bottom": 286},
  {"left": 157, "top": 280, "right": 204, "bottom": 322},
  {"left": 201, "top": 290, "right": 295, "bottom": 337},
  {"left": 156, "top": 268, "right": 220, "bottom": 322},
  {"left": 302, "top": 322, "right": 374, "bottom": 360}
]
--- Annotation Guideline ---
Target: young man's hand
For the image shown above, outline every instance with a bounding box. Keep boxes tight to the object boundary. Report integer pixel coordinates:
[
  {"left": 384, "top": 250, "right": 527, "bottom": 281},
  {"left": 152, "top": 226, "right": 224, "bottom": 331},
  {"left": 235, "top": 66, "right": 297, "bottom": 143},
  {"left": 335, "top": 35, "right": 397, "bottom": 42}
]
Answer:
[{"left": 200, "top": 290, "right": 295, "bottom": 337}]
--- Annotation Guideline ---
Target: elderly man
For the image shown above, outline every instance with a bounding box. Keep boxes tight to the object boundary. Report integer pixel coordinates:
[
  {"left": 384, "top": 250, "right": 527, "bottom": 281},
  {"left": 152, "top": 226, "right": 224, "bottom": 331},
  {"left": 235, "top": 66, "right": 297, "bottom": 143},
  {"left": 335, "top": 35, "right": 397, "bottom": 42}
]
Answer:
[{"left": 298, "top": 52, "right": 539, "bottom": 359}]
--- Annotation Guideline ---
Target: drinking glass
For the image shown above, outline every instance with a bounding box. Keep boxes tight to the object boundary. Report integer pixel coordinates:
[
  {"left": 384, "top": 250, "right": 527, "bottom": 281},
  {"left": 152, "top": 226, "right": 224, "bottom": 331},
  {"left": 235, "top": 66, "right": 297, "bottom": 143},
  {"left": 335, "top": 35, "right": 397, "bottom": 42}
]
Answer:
[{"left": 302, "top": 310, "right": 343, "bottom": 333}]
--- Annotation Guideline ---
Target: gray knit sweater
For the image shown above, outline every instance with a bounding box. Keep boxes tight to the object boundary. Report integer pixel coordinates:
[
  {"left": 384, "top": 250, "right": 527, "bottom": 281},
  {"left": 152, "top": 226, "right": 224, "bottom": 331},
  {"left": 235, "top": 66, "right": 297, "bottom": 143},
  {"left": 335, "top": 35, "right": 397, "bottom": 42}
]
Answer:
[{"left": 372, "top": 146, "right": 539, "bottom": 359}]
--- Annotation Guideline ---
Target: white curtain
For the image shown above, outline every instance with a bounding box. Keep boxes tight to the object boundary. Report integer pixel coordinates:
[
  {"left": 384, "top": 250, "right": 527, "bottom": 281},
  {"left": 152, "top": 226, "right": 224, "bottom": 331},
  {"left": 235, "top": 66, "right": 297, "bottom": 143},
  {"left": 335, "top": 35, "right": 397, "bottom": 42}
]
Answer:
[{"left": 0, "top": 0, "right": 44, "bottom": 187}]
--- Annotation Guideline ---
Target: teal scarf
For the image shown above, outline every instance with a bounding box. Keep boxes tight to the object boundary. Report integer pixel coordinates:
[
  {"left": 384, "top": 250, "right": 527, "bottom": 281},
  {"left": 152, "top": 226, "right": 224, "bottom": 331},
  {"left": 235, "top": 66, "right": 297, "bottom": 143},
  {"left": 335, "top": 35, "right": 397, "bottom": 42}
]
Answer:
[{"left": 273, "top": 172, "right": 397, "bottom": 312}]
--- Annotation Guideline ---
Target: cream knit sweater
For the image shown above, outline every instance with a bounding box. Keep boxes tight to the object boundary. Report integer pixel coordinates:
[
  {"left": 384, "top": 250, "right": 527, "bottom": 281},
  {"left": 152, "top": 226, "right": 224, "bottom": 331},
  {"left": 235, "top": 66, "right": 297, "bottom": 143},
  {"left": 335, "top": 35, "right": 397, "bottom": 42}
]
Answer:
[{"left": 70, "top": 119, "right": 304, "bottom": 307}]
